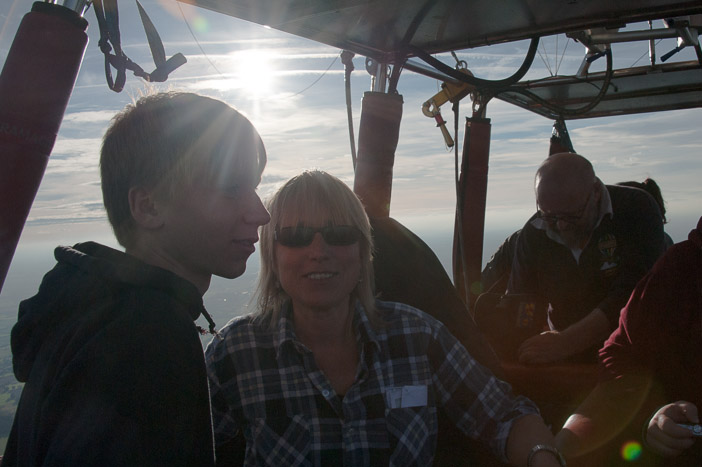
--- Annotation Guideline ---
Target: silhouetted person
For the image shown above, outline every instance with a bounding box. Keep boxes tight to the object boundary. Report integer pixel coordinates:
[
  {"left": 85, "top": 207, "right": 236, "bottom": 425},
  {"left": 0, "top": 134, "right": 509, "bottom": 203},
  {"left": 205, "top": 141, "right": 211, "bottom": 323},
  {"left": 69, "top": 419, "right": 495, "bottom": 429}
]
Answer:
[
  {"left": 507, "top": 153, "right": 665, "bottom": 364},
  {"left": 2, "top": 93, "right": 270, "bottom": 466},
  {"left": 617, "top": 178, "right": 674, "bottom": 248},
  {"left": 557, "top": 216, "right": 702, "bottom": 466}
]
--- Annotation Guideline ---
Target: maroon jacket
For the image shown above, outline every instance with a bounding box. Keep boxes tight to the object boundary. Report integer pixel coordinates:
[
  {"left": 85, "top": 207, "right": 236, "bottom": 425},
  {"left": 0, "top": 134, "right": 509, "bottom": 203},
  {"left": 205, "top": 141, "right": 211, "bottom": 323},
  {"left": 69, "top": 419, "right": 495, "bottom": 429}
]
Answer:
[{"left": 599, "top": 216, "right": 702, "bottom": 464}]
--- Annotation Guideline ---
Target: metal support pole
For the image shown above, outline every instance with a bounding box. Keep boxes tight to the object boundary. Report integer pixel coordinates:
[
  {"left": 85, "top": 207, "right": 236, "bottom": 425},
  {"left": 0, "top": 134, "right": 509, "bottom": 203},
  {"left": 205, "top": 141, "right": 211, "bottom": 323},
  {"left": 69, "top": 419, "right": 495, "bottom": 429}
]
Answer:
[{"left": 367, "top": 58, "right": 388, "bottom": 93}]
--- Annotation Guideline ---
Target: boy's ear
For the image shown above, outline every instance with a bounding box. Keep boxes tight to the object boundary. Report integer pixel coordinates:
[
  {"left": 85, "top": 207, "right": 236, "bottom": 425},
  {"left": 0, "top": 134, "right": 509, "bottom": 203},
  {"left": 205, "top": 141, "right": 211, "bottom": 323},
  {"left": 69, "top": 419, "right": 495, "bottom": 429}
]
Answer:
[{"left": 128, "top": 186, "right": 164, "bottom": 230}]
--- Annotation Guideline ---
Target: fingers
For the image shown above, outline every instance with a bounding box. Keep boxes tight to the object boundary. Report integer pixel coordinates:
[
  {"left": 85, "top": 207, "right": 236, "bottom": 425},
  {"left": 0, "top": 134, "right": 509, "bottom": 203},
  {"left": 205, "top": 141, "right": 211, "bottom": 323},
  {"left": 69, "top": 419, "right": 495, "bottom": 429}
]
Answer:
[
  {"left": 646, "top": 422, "right": 696, "bottom": 457},
  {"left": 646, "top": 402, "right": 699, "bottom": 457},
  {"left": 658, "top": 401, "right": 700, "bottom": 424},
  {"left": 646, "top": 435, "right": 695, "bottom": 457},
  {"left": 518, "top": 333, "right": 560, "bottom": 364},
  {"left": 518, "top": 342, "right": 556, "bottom": 365},
  {"left": 519, "top": 333, "right": 540, "bottom": 350},
  {"left": 518, "top": 336, "right": 541, "bottom": 364},
  {"left": 678, "top": 401, "right": 700, "bottom": 424}
]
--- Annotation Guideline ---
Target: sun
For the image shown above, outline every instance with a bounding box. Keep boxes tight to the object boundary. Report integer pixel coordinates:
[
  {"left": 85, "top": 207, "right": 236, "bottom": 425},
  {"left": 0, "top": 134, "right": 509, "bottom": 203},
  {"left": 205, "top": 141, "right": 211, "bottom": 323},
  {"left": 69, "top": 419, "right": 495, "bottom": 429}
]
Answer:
[{"left": 229, "top": 49, "right": 276, "bottom": 98}]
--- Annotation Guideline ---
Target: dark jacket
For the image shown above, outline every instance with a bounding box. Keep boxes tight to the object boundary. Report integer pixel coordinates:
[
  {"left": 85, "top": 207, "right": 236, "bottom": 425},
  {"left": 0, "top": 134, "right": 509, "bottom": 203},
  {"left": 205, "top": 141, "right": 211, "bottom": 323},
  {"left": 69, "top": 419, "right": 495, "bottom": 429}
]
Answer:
[
  {"left": 2, "top": 242, "right": 215, "bottom": 467},
  {"left": 508, "top": 184, "right": 665, "bottom": 332}
]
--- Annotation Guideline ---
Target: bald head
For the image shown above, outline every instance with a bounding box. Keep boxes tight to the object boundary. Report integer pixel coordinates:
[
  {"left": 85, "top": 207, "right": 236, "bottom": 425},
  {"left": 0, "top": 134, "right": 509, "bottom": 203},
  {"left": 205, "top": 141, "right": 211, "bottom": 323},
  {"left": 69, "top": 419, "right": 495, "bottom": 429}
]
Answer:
[
  {"left": 535, "top": 152, "right": 596, "bottom": 205},
  {"left": 534, "top": 153, "right": 603, "bottom": 248}
]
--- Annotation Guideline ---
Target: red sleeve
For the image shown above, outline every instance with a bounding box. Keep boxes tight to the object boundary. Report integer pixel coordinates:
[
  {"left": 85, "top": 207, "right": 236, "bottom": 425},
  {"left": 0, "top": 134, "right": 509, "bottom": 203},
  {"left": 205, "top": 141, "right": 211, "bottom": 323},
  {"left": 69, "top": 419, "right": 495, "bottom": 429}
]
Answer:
[{"left": 598, "top": 243, "right": 688, "bottom": 381}]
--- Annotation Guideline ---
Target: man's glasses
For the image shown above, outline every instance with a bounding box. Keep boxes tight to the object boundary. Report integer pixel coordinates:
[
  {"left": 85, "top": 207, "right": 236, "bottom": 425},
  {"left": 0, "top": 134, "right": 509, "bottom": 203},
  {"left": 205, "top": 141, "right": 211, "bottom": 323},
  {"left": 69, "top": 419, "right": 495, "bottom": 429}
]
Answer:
[
  {"left": 274, "top": 225, "right": 362, "bottom": 248},
  {"left": 537, "top": 190, "right": 592, "bottom": 225}
]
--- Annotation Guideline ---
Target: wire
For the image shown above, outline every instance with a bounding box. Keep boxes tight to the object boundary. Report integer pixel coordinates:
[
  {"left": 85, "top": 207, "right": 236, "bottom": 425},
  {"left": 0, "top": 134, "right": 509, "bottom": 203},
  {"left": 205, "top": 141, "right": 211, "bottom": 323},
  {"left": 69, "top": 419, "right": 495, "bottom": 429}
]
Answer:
[
  {"left": 501, "top": 48, "right": 614, "bottom": 117},
  {"left": 409, "top": 37, "right": 539, "bottom": 90},
  {"left": 630, "top": 39, "right": 662, "bottom": 68},
  {"left": 341, "top": 50, "right": 357, "bottom": 169},
  {"left": 537, "top": 35, "right": 572, "bottom": 77},
  {"left": 555, "top": 36, "right": 570, "bottom": 75},
  {"left": 177, "top": 1, "right": 338, "bottom": 99},
  {"left": 537, "top": 39, "right": 553, "bottom": 76},
  {"left": 289, "top": 56, "right": 338, "bottom": 97},
  {"left": 176, "top": 1, "right": 225, "bottom": 78}
]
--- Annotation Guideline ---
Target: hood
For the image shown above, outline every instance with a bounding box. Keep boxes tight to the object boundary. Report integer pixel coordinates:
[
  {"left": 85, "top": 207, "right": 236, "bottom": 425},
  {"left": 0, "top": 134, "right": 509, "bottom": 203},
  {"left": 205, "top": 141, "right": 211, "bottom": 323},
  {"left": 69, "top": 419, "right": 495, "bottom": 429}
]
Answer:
[{"left": 10, "top": 242, "right": 205, "bottom": 382}]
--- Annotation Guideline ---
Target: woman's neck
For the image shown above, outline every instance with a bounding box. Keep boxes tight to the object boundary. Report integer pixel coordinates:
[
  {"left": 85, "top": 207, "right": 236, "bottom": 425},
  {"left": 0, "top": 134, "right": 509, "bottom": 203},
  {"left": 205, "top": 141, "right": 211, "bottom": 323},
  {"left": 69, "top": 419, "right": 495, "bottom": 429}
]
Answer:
[
  {"left": 292, "top": 301, "right": 359, "bottom": 396},
  {"left": 292, "top": 301, "right": 354, "bottom": 349}
]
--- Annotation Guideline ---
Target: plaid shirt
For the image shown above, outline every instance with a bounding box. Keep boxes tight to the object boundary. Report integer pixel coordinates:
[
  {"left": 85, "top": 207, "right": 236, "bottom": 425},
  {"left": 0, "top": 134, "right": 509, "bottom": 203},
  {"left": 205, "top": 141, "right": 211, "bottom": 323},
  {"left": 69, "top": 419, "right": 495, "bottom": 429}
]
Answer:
[{"left": 206, "top": 300, "right": 538, "bottom": 466}]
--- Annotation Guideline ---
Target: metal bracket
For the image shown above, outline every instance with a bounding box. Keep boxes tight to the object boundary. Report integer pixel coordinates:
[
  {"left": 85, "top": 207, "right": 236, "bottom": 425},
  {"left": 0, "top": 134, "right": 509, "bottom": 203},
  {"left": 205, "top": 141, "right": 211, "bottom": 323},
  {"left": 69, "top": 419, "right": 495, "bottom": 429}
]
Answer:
[{"left": 365, "top": 57, "right": 390, "bottom": 92}]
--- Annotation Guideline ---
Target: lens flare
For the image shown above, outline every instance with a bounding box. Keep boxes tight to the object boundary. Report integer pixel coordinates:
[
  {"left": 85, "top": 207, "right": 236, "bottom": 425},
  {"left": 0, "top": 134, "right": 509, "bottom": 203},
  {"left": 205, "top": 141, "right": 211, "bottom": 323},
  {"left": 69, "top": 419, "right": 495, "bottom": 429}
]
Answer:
[
  {"left": 159, "top": 0, "right": 209, "bottom": 33},
  {"left": 192, "top": 16, "right": 209, "bottom": 33},
  {"left": 620, "top": 440, "right": 642, "bottom": 461}
]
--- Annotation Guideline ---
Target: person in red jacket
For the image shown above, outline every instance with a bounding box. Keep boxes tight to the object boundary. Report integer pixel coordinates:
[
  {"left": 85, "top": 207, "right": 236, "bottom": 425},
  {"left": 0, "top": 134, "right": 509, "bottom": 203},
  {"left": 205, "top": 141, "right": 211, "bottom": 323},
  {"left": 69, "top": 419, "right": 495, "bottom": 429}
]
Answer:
[{"left": 557, "top": 216, "right": 702, "bottom": 465}]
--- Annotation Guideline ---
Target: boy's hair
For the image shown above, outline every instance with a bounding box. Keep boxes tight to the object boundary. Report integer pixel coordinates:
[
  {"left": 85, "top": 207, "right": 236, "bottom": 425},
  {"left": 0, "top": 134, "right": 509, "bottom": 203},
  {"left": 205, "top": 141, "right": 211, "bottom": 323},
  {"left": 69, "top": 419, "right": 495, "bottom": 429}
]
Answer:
[
  {"left": 255, "top": 170, "right": 379, "bottom": 328},
  {"left": 100, "top": 92, "right": 266, "bottom": 247}
]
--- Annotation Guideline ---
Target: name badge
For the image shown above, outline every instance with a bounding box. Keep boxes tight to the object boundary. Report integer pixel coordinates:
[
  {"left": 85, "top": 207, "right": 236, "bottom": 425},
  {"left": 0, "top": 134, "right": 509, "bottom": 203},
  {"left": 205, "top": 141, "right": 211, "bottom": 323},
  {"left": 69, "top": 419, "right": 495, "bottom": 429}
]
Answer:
[{"left": 386, "top": 385, "right": 428, "bottom": 409}]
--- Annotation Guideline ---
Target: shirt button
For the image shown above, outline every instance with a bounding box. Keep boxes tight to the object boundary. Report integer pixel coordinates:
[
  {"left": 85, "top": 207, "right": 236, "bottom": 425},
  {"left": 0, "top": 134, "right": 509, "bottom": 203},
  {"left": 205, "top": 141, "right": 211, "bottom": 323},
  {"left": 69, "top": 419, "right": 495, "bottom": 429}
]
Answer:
[{"left": 322, "top": 389, "right": 330, "bottom": 397}]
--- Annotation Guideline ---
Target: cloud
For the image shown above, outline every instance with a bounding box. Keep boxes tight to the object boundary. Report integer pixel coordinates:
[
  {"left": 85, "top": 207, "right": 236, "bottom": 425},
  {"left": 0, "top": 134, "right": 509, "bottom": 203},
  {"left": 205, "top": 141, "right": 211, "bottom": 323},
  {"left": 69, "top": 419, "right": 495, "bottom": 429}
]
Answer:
[
  {"left": 46, "top": 137, "right": 101, "bottom": 175},
  {"left": 61, "top": 110, "right": 116, "bottom": 125},
  {"left": 3, "top": 1, "right": 698, "bottom": 251}
]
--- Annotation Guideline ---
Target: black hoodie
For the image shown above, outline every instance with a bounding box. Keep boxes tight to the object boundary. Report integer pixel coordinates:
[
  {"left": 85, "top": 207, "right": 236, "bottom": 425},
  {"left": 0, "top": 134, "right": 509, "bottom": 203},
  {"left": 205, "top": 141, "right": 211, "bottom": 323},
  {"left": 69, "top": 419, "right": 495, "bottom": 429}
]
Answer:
[{"left": 2, "top": 242, "right": 215, "bottom": 466}]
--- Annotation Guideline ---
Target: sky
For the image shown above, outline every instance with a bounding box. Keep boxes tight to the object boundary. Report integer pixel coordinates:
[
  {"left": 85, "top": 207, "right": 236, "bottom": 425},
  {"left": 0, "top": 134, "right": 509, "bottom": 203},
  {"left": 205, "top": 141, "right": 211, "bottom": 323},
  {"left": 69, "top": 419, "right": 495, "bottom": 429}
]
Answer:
[{"left": 1, "top": 0, "right": 701, "bottom": 317}]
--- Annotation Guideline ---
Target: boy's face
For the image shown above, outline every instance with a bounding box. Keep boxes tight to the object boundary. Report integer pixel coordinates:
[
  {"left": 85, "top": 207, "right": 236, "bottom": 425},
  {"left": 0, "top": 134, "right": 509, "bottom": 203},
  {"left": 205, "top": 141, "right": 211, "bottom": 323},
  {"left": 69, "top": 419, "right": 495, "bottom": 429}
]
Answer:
[{"left": 155, "top": 138, "right": 270, "bottom": 293}]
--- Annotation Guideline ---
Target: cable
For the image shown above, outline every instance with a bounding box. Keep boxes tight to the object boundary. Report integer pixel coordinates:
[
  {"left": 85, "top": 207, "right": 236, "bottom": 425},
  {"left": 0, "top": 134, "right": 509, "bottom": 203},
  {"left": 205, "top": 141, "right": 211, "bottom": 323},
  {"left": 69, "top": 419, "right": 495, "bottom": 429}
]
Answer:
[
  {"left": 630, "top": 39, "right": 662, "bottom": 68},
  {"left": 175, "top": 2, "right": 339, "bottom": 98},
  {"left": 555, "top": 36, "right": 570, "bottom": 75},
  {"left": 535, "top": 35, "right": 574, "bottom": 76},
  {"left": 341, "top": 50, "right": 357, "bottom": 169},
  {"left": 178, "top": 2, "right": 337, "bottom": 99},
  {"left": 289, "top": 56, "right": 338, "bottom": 97},
  {"left": 452, "top": 101, "right": 460, "bottom": 186},
  {"left": 408, "top": 37, "right": 540, "bottom": 90},
  {"left": 176, "top": 1, "right": 225, "bottom": 78},
  {"left": 537, "top": 39, "right": 553, "bottom": 76},
  {"left": 501, "top": 48, "right": 613, "bottom": 117}
]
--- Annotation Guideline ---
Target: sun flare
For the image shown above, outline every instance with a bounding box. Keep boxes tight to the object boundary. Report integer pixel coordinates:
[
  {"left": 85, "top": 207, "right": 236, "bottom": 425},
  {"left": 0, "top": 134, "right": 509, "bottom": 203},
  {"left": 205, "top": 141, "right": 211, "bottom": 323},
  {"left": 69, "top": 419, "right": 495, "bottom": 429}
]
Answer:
[{"left": 229, "top": 49, "right": 277, "bottom": 97}]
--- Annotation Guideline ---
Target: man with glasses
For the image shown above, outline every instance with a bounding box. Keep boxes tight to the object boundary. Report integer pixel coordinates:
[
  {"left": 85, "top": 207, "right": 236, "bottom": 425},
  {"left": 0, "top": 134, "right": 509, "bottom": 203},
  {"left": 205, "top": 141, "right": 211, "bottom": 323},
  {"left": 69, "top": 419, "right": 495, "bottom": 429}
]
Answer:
[{"left": 506, "top": 152, "right": 665, "bottom": 364}]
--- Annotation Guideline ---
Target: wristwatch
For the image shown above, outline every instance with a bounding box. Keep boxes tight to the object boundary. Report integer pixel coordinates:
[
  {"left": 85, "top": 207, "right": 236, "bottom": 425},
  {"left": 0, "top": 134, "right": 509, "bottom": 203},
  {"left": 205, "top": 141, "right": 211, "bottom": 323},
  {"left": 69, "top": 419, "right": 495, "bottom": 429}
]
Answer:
[{"left": 527, "top": 444, "right": 567, "bottom": 467}]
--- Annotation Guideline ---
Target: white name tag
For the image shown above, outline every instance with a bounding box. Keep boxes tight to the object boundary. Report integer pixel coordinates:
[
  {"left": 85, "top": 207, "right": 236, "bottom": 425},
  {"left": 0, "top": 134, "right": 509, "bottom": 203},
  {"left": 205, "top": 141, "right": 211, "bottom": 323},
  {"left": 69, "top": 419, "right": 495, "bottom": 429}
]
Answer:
[{"left": 386, "top": 385, "right": 428, "bottom": 409}]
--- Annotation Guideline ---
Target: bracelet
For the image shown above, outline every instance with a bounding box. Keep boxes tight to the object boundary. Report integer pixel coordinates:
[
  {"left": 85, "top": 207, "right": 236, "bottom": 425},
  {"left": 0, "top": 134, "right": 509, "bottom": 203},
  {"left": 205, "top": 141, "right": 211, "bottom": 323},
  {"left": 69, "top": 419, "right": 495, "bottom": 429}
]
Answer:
[{"left": 527, "top": 444, "right": 567, "bottom": 467}]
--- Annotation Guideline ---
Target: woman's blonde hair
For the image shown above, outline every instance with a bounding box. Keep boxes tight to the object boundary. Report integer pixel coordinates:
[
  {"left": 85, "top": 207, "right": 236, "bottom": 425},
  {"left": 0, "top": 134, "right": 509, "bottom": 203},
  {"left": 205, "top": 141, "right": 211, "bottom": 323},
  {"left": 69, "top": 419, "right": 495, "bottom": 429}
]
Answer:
[{"left": 255, "top": 170, "right": 378, "bottom": 328}]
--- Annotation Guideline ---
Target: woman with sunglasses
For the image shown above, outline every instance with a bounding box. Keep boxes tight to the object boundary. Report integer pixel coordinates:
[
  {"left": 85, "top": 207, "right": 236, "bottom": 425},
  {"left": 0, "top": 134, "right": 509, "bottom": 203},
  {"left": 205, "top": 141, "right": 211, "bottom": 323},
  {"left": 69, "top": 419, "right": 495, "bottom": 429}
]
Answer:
[{"left": 205, "top": 170, "right": 565, "bottom": 467}]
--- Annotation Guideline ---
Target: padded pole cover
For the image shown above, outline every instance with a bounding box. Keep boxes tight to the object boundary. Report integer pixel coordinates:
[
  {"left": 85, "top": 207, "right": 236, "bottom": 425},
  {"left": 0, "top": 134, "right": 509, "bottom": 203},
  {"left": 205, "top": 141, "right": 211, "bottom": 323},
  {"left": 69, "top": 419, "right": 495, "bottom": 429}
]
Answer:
[
  {"left": 453, "top": 117, "right": 491, "bottom": 309},
  {"left": 0, "top": 3, "right": 88, "bottom": 292},
  {"left": 353, "top": 91, "right": 403, "bottom": 218}
]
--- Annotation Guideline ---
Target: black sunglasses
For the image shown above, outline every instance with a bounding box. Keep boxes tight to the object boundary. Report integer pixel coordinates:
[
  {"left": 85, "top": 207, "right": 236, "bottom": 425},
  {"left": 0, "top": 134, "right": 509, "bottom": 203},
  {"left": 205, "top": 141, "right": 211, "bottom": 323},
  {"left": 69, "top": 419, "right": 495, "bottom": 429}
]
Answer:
[{"left": 274, "top": 225, "right": 362, "bottom": 248}]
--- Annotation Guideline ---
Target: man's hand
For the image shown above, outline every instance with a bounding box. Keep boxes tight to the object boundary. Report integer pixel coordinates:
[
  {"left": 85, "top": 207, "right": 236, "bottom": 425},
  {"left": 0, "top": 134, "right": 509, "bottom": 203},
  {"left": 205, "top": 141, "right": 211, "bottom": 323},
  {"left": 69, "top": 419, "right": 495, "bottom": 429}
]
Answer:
[
  {"left": 646, "top": 401, "right": 699, "bottom": 457},
  {"left": 518, "top": 330, "right": 571, "bottom": 364},
  {"left": 518, "top": 308, "right": 611, "bottom": 365}
]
